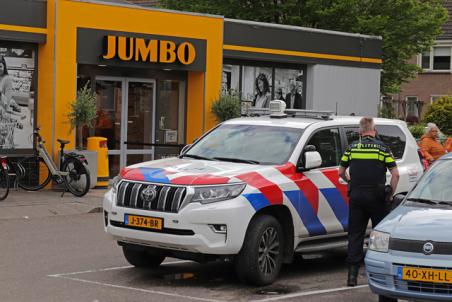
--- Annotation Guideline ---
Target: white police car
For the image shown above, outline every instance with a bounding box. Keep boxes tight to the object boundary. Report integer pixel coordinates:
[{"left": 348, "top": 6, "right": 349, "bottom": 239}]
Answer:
[{"left": 103, "top": 101, "right": 423, "bottom": 285}]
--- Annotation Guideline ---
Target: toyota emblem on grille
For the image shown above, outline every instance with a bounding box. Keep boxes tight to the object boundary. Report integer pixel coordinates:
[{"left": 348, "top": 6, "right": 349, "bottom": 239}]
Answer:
[
  {"left": 141, "top": 186, "right": 157, "bottom": 203},
  {"left": 423, "top": 242, "right": 434, "bottom": 255}
]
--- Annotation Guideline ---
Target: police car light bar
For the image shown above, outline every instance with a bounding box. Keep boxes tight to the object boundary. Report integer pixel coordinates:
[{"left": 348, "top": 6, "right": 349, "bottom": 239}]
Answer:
[
  {"left": 285, "top": 109, "right": 334, "bottom": 120},
  {"left": 244, "top": 100, "right": 333, "bottom": 120}
]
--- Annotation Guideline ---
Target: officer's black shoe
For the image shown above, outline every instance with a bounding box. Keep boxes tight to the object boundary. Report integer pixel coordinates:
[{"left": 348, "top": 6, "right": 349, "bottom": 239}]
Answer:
[{"left": 347, "top": 265, "right": 359, "bottom": 287}]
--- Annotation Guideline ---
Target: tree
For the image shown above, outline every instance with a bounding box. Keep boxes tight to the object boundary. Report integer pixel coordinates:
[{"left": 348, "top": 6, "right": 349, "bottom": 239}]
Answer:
[
  {"left": 68, "top": 83, "right": 97, "bottom": 149},
  {"left": 160, "top": 0, "right": 447, "bottom": 94}
]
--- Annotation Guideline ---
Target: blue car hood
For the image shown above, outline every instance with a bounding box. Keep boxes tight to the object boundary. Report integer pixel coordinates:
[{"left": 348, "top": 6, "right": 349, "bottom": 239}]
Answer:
[{"left": 377, "top": 204, "right": 452, "bottom": 242}]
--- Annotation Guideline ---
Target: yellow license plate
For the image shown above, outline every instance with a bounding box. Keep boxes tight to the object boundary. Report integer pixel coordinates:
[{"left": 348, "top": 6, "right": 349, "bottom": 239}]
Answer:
[
  {"left": 402, "top": 267, "right": 452, "bottom": 284},
  {"left": 125, "top": 214, "right": 163, "bottom": 230}
]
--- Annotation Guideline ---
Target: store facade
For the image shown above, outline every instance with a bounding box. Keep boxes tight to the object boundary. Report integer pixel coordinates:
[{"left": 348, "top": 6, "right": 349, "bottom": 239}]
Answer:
[{"left": 1, "top": 0, "right": 382, "bottom": 177}]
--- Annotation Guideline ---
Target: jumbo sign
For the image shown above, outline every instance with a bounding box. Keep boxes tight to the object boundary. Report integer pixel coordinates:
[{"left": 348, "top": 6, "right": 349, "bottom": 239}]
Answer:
[{"left": 102, "top": 35, "right": 197, "bottom": 65}]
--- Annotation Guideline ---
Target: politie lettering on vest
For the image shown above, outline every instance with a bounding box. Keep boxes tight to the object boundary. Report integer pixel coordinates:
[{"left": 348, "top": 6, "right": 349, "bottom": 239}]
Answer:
[{"left": 102, "top": 35, "right": 196, "bottom": 65}]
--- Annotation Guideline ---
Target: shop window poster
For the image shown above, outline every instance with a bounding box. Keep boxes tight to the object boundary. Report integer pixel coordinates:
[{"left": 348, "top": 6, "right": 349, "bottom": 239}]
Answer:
[
  {"left": 242, "top": 66, "right": 272, "bottom": 108},
  {"left": 275, "top": 68, "right": 304, "bottom": 109},
  {"left": 0, "top": 45, "right": 36, "bottom": 151}
]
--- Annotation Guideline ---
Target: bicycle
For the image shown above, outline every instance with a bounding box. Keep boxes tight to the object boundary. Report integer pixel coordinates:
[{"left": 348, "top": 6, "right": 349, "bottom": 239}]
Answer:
[
  {"left": 0, "top": 156, "right": 9, "bottom": 200},
  {"left": 17, "top": 128, "right": 91, "bottom": 197},
  {"left": 0, "top": 155, "right": 24, "bottom": 201}
]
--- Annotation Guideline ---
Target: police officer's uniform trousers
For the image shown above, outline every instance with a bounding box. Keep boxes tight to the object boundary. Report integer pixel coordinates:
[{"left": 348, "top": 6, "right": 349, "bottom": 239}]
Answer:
[{"left": 340, "top": 136, "right": 397, "bottom": 265}]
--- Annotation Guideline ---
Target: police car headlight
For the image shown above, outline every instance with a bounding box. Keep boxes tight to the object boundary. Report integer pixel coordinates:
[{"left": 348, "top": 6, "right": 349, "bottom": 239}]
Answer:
[
  {"left": 109, "top": 175, "right": 122, "bottom": 194},
  {"left": 191, "top": 184, "right": 246, "bottom": 204},
  {"left": 369, "top": 230, "right": 390, "bottom": 253}
]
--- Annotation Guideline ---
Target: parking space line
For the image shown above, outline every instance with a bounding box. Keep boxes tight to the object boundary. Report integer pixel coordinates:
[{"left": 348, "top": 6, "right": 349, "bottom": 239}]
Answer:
[
  {"left": 50, "top": 275, "right": 224, "bottom": 302},
  {"left": 47, "top": 260, "right": 192, "bottom": 277},
  {"left": 249, "top": 285, "right": 368, "bottom": 302}
]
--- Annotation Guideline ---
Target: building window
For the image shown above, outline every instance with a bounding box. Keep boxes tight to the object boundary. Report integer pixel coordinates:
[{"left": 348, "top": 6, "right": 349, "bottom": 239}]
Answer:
[
  {"left": 433, "top": 47, "right": 451, "bottom": 70},
  {"left": 222, "top": 62, "right": 306, "bottom": 112},
  {"left": 0, "top": 43, "right": 37, "bottom": 153},
  {"left": 274, "top": 68, "right": 304, "bottom": 109},
  {"left": 430, "top": 95, "right": 445, "bottom": 103},
  {"left": 421, "top": 50, "right": 431, "bottom": 69},
  {"left": 221, "top": 64, "right": 240, "bottom": 95},
  {"left": 419, "top": 46, "right": 452, "bottom": 71}
]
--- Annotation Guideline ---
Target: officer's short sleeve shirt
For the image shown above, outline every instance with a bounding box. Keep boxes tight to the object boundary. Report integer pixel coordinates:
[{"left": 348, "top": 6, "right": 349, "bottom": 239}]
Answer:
[{"left": 339, "top": 136, "right": 397, "bottom": 186}]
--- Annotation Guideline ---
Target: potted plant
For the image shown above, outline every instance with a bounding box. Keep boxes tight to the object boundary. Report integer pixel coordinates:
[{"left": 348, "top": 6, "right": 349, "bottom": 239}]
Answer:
[
  {"left": 211, "top": 91, "right": 241, "bottom": 122},
  {"left": 68, "top": 82, "right": 97, "bottom": 149},
  {"left": 67, "top": 82, "right": 98, "bottom": 189}
]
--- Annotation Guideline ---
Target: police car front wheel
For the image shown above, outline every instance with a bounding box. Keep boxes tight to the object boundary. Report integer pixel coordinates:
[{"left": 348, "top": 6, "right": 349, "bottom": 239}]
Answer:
[{"left": 235, "top": 215, "right": 284, "bottom": 285}]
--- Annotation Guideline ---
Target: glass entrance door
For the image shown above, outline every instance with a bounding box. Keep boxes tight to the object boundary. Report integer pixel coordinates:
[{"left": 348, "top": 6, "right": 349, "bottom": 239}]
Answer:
[
  {"left": 95, "top": 77, "right": 155, "bottom": 176},
  {"left": 124, "top": 79, "right": 155, "bottom": 167}
]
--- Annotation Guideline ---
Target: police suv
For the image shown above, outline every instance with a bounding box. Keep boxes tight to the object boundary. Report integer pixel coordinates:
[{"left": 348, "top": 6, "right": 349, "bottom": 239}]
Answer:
[{"left": 103, "top": 101, "right": 423, "bottom": 285}]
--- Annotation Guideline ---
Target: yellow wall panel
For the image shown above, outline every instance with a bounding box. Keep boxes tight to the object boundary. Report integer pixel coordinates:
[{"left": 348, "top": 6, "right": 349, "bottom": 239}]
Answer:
[{"left": 49, "top": 0, "right": 223, "bottom": 155}]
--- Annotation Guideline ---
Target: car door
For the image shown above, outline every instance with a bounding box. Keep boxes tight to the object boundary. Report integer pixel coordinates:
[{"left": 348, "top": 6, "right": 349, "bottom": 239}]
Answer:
[{"left": 291, "top": 127, "right": 349, "bottom": 236}]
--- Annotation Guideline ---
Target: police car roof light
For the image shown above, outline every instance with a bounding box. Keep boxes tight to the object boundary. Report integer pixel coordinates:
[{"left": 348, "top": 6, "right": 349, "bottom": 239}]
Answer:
[
  {"left": 285, "top": 109, "right": 334, "bottom": 120},
  {"left": 244, "top": 101, "right": 333, "bottom": 120},
  {"left": 269, "top": 100, "right": 287, "bottom": 118}
]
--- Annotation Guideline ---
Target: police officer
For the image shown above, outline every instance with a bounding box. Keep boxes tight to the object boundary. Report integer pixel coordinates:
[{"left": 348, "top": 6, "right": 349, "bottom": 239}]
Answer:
[{"left": 339, "top": 117, "right": 399, "bottom": 288}]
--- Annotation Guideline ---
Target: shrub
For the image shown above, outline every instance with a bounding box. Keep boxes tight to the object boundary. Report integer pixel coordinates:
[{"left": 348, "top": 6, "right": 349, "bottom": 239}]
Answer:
[
  {"left": 423, "top": 96, "right": 452, "bottom": 135},
  {"left": 211, "top": 92, "right": 241, "bottom": 122},
  {"left": 408, "top": 124, "right": 426, "bottom": 140}
]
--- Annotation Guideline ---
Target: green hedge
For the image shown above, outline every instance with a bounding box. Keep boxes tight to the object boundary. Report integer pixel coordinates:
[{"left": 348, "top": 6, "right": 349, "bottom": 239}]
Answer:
[{"left": 423, "top": 96, "right": 452, "bottom": 135}]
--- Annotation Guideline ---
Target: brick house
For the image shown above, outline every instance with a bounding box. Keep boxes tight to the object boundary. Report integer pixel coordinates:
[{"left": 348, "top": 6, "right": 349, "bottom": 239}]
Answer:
[{"left": 392, "top": 0, "right": 452, "bottom": 122}]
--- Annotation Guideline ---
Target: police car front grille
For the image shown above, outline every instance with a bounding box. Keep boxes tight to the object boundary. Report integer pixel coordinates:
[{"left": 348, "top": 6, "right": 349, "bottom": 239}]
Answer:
[
  {"left": 390, "top": 238, "right": 452, "bottom": 255},
  {"left": 116, "top": 181, "right": 187, "bottom": 213}
]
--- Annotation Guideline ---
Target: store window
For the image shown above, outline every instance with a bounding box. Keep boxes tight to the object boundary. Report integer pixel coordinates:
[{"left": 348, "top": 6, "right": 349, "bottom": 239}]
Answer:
[
  {"left": 242, "top": 66, "right": 273, "bottom": 108},
  {"left": 274, "top": 68, "right": 304, "bottom": 109},
  {"left": 306, "top": 128, "right": 342, "bottom": 167},
  {"left": 221, "top": 64, "right": 240, "bottom": 95},
  {"left": 0, "top": 43, "right": 37, "bottom": 153}
]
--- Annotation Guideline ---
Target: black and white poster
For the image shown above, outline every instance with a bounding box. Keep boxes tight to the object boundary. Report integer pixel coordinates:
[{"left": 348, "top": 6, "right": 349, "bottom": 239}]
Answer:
[
  {"left": 0, "top": 44, "right": 36, "bottom": 152},
  {"left": 275, "top": 68, "right": 304, "bottom": 109}
]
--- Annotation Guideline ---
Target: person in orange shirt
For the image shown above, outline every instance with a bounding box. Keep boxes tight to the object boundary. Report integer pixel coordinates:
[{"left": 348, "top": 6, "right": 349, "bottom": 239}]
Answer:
[
  {"left": 419, "top": 123, "right": 446, "bottom": 163},
  {"left": 444, "top": 137, "right": 452, "bottom": 153}
]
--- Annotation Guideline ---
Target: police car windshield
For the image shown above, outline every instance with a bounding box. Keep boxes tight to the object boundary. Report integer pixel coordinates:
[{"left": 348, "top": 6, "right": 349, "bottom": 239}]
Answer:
[
  {"left": 408, "top": 159, "right": 452, "bottom": 203},
  {"left": 185, "top": 124, "right": 303, "bottom": 165}
]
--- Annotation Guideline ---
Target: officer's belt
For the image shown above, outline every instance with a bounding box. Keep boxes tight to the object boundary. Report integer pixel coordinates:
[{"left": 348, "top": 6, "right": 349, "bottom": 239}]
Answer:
[{"left": 350, "top": 184, "right": 385, "bottom": 190}]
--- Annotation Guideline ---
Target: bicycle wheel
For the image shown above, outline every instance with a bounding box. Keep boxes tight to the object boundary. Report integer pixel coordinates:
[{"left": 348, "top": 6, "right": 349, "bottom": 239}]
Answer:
[
  {"left": 62, "top": 158, "right": 90, "bottom": 197},
  {"left": 17, "top": 156, "right": 52, "bottom": 191},
  {"left": 0, "top": 165, "right": 9, "bottom": 201}
]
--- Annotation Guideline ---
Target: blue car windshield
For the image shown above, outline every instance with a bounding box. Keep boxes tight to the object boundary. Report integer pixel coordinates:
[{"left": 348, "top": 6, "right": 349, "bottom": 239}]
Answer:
[
  {"left": 185, "top": 124, "right": 303, "bottom": 165},
  {"left": 408, "top": 159, "right": 452, "bottom": 202}
]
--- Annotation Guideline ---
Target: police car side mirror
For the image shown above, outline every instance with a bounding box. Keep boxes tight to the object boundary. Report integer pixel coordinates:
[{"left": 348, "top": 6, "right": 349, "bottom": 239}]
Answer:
[{"left": 298, "top": 151, "right": 322, "bottom": 171}]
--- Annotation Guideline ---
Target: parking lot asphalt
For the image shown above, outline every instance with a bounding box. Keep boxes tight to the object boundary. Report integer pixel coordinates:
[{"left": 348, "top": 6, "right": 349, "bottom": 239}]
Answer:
[
  {"left": 0, "top": 187, "right": 105, "bottom": 220},
  {"left": 1, "top": 189, "right": 413, "bottom": 302}
]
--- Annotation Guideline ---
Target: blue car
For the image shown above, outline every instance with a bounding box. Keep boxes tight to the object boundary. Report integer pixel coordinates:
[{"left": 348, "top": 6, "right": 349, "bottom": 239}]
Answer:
[{"left": 365, "top": 152, "right": 452, "bottom": 302}]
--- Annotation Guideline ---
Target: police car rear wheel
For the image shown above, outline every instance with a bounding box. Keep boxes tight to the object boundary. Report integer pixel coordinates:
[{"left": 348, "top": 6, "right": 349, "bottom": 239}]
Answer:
[
  {"left": 235, "top": 215, "right": 284, "bottom": 285},
  {"left": 122, "top": 245, "right": 165, "bottom": 268}
]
